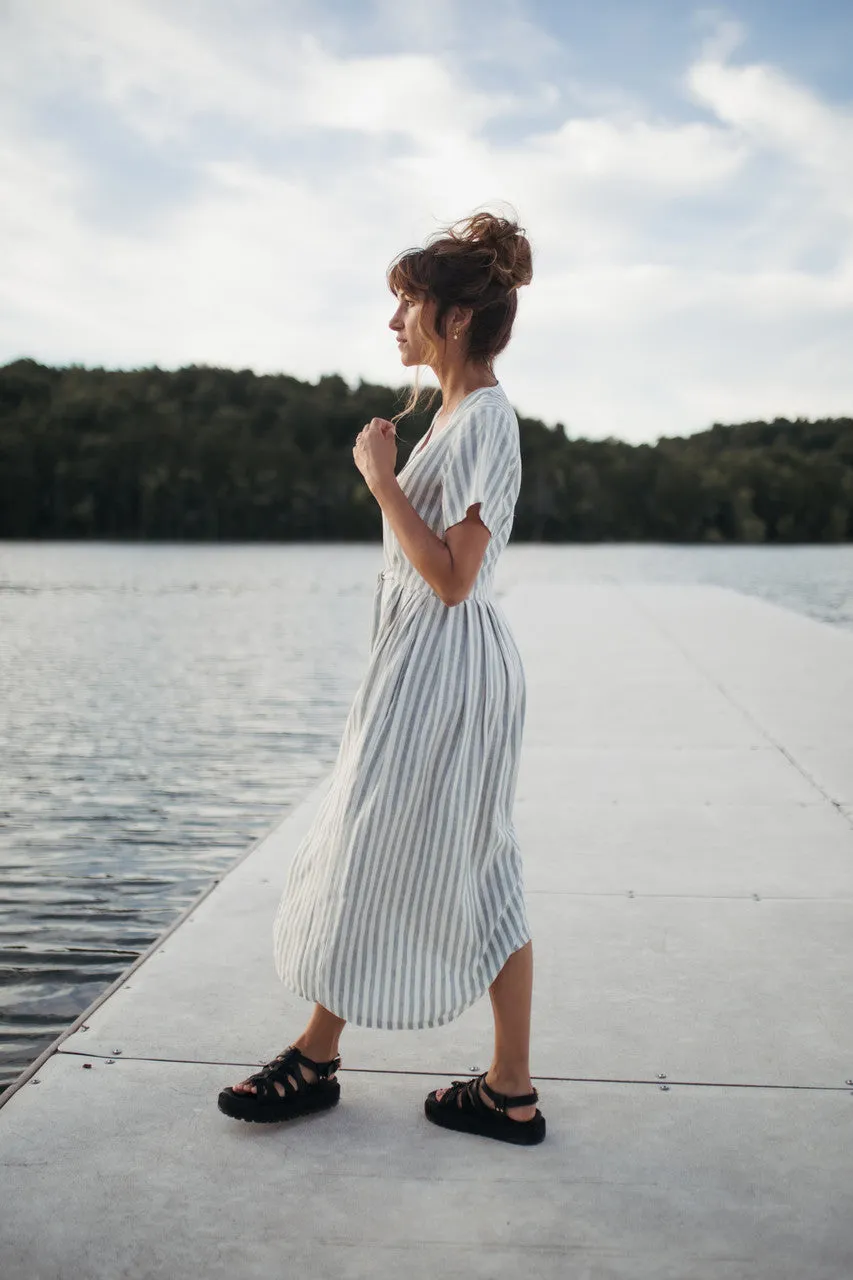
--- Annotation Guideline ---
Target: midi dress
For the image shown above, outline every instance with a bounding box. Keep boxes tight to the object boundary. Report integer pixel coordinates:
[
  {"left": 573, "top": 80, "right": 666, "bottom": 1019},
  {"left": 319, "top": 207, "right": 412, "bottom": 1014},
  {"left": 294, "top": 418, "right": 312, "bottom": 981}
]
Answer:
[{"left": 272, "top": 382, "right": 530, "bottom": 1029}]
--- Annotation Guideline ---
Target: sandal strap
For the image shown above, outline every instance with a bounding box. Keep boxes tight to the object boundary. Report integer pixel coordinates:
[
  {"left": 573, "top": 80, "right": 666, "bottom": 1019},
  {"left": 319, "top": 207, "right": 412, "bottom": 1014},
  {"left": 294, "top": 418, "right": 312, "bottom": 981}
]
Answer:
[
  {"left": 437, "top": 1073, "right": 538, "bottom": 1118},
  {"left": 440, "top": 1076, "right": 491, "bottom": 1117},
  {"left": 244, "top": 1045, "right": 341, "bottom": 1101},
  {"left": 290, "top": 1046, "right": 342, "bottom": 1080},
  {"left": 478, "top": 1074, "right": 538, "bottom": 1113}
]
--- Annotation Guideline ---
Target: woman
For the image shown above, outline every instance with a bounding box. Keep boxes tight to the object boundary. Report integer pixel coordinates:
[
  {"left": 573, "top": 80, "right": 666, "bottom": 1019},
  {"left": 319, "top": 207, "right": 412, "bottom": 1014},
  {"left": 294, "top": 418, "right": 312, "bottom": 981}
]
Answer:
[{"left": 218, "top": 210, "right": 544, "bottom": 1145}]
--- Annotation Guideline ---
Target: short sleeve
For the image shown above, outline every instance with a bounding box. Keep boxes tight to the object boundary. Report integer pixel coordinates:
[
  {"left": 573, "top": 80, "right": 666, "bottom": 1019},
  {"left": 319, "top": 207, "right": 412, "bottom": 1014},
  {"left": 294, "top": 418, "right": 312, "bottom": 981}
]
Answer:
[{"left": 440, "top": 400, "right": 520, "bottom": 538}]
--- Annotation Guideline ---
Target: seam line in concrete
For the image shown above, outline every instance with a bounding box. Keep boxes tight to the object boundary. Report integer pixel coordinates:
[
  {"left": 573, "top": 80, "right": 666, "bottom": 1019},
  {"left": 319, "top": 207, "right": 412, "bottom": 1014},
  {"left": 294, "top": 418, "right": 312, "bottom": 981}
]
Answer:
[
  {"left": 50, "top": 1050, "right": 853, "bottom": 1092},
  {"left": 524, "top": 891, "right": 853, "bottom": 901}
]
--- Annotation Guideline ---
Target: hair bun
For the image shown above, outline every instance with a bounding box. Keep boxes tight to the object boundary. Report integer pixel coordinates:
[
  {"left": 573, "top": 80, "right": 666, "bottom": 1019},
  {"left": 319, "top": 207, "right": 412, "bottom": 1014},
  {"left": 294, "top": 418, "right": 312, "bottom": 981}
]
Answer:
[{"left": 446, "top": 211, "right": 533, "bottom": 291}]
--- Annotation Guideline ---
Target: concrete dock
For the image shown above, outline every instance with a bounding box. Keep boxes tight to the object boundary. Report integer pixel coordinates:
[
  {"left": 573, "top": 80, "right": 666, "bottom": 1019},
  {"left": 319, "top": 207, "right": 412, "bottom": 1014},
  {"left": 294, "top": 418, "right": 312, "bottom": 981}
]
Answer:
[{"left": 1, "top": 582, "right": 852, "bottom": 1280}]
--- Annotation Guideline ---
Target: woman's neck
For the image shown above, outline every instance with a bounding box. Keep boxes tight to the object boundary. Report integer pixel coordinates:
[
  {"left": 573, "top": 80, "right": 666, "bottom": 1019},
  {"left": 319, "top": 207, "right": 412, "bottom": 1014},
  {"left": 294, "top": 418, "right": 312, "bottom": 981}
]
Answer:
[{"left": 434, "top": 360, "right": 498, "bottom": 418}]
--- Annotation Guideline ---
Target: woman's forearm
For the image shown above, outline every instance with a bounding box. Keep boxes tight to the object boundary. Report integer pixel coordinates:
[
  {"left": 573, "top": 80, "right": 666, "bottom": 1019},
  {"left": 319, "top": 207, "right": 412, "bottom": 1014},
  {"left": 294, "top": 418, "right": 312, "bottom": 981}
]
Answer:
[{"left": 371, "top": 474, "right": 454, "bottom": 605}]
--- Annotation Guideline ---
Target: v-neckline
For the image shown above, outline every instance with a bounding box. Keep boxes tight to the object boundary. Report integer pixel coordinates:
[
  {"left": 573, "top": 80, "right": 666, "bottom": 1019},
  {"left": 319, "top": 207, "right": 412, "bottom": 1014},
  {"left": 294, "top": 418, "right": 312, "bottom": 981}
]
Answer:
[{"left": 406, "top": 383, "right": 500, "bottom": 464}]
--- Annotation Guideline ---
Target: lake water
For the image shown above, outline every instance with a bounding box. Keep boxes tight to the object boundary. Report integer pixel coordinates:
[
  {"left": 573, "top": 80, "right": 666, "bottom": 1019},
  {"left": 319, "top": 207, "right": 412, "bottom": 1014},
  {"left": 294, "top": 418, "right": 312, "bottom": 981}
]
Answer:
[{"left": 2, "top": 540, "right": 852, "bottom": 1095}]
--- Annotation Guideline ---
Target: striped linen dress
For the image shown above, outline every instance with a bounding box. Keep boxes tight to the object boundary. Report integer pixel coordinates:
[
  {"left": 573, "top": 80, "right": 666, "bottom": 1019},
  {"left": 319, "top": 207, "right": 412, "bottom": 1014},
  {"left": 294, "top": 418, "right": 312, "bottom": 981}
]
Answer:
[{"left": 272, "top": 382, "right": 530, "bottom": 1029}]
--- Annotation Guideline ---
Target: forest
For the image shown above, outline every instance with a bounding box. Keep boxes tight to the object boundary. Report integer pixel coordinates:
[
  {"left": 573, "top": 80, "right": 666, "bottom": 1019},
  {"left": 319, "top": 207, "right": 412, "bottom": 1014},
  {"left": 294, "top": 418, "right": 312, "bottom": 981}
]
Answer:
[{"left": 1, "top": 357, "right": 851, "bottom": 542}]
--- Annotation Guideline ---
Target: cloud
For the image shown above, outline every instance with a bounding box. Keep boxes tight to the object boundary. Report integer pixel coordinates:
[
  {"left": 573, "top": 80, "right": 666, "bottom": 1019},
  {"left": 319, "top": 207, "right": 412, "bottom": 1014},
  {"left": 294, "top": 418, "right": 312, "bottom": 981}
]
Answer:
[
  {"left": 0, "top": 1, "right": 851, "bottom": 442},
  {"left": 3, "top": 0, "right": 512, "bottom": 146},
  {"left": 687, "top": 39, "right": 853, "bottom": 219}
]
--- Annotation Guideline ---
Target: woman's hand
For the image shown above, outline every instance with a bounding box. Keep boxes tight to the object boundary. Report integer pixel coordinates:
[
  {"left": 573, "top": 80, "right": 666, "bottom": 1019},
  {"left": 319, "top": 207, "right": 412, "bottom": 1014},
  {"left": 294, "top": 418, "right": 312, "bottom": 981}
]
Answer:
[{"left": 353, "top": 418, "right": 398, "bottom": 495}]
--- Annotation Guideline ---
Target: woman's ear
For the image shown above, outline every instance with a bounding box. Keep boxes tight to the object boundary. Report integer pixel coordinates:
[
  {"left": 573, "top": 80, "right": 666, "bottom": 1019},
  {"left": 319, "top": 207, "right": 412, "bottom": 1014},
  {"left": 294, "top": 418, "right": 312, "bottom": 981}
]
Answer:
[
  {"left": 448, "top": 305, "right": 473, "bottom": 341},
  {"left": 457, "top": 306, "right": 474, "bottom": 338}
]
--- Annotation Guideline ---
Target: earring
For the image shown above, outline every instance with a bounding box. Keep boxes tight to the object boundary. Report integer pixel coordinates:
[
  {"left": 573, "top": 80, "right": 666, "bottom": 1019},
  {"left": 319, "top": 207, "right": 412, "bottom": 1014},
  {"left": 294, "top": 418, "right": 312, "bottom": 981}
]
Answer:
[{"left": 453, "top": 330, "right": 460, "bottom": 340}]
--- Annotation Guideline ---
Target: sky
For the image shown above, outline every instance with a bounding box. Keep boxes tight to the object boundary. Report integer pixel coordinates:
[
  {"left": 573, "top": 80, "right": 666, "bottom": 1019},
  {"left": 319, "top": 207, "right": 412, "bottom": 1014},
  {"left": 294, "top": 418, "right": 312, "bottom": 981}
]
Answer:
[{"left": 1, "top": 0, "right": 852, "bottom": 443}]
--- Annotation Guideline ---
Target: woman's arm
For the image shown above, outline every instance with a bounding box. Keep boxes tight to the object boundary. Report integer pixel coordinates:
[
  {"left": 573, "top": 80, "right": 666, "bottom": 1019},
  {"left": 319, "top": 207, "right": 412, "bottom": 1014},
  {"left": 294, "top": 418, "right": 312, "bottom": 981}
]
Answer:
[{"left": 371, "top": 475, "right": 489, "bottom": 606}]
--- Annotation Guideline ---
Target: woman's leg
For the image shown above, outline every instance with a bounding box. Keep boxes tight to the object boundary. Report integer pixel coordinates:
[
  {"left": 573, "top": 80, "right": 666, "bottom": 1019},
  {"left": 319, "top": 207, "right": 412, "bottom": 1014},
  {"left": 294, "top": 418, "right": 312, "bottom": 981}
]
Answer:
[
  {"left": 292, "top": 1001, "right": 347, "bottom": 1061},
  {"left": 231, "top": 1002, "right": 347, "bottom": 1095},
  {"left": 434, "top": 938, "right": 537, "bottom": 1121}
]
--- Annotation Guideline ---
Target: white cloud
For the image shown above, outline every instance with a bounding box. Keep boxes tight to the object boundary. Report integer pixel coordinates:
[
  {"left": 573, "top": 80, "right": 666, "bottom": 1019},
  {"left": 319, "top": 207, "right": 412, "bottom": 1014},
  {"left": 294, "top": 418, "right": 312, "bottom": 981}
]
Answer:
[
  {"left": 687, "top": 48, "right": 853, "bottom": 218},
  {"left": 1, "top": 2, "right": 851, "bottom": 442},
  {"left": 2, "top": 0, "right": 510, "bottom": 146}
]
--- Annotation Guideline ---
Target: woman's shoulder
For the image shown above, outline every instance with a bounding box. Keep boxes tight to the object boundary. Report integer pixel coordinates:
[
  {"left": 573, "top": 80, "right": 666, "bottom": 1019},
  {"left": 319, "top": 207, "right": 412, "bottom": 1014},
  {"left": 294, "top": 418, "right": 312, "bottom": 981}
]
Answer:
[{"left": 457, "top": 384, "right": 517, "bottom": 434}]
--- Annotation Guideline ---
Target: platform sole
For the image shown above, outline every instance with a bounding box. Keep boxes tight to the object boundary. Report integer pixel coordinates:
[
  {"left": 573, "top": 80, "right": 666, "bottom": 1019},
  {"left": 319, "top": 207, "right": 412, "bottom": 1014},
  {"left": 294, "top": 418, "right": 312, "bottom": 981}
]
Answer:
[
  {"left": 424, "top": 1093, "right": 546, "bottom": 1145},
  {"left": 217, "top": 1080, "right": 341, "bottom": 1123}
]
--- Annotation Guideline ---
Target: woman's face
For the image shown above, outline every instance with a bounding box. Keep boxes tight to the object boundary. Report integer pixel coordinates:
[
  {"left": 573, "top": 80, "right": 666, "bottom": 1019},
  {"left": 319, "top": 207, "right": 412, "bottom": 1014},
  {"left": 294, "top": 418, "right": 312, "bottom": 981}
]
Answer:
[{"left": 389, "top": 290, "right": 438, "bottom": 367}]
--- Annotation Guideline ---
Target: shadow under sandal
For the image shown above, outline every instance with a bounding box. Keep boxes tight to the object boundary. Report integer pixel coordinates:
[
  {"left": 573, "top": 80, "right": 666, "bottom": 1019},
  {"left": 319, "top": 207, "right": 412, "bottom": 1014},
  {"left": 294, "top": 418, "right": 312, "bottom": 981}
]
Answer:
[
  {"left": 217, "top": 1045, "right": 341, "bottom": 1124},
  {"left": 424, "top": 1072, "right": 546, "bottom": 1145}
]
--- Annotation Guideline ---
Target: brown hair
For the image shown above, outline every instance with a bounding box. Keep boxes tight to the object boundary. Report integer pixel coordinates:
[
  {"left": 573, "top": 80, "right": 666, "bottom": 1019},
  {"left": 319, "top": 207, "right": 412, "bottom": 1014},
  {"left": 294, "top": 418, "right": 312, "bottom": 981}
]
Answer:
[{"left": 387, "top": 209, "right": 532, "bottom": 420}]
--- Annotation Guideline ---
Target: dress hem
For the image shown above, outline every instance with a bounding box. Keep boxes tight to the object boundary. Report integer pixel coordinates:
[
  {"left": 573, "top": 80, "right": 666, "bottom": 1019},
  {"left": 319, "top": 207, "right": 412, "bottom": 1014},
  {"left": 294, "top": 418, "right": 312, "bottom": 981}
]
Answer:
[{"left": 274, "top": 931, "right": 533, "bottom": 1031}]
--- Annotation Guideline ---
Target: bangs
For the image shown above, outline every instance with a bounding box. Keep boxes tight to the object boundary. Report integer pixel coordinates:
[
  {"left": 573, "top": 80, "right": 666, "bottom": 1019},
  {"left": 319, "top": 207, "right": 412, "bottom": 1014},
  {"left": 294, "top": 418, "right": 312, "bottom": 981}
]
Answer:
[{"left": 387, "top": 249, "right": 431, "bottom": 297}]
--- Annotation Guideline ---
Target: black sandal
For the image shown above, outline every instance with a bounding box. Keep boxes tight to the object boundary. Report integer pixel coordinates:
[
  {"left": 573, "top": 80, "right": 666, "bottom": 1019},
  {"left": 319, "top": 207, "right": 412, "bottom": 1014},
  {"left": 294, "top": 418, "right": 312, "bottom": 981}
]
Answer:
[
  {"left": 217, "top": 1045, "right": 341, "bottom": 1124},
  {"left": 424, "top": 1071, "right": 546, "bottom": 1145}
]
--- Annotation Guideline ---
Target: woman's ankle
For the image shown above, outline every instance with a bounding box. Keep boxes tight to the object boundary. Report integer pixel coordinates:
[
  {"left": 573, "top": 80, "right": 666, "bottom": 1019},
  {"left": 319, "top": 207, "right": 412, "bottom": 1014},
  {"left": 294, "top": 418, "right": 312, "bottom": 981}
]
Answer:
[
  {"left": 293, "top": 1034, "right": 340, "bottom": 1062},
  {"left": 486, "top": 1063, "right": 532, "bottom": 1092}
]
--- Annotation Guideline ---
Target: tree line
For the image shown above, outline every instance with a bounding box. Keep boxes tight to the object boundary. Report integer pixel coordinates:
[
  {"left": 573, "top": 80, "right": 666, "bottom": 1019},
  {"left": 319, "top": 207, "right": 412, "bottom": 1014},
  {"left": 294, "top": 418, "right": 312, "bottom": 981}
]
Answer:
[{"left": 1, "top": 358, "right": 850, "bottom": 542}]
